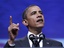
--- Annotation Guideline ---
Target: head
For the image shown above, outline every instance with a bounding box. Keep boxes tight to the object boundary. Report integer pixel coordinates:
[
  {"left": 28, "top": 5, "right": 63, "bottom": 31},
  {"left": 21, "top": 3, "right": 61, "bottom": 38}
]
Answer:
[{"left": 22, "top": 5, "right": 44, "bottom": 30}]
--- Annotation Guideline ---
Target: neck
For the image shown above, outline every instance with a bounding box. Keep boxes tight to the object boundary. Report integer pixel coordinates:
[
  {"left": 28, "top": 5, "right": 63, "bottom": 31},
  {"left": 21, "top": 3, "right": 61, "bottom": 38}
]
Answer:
[{"left": 28, "top": 27, "right": 42, "bottom": 35}]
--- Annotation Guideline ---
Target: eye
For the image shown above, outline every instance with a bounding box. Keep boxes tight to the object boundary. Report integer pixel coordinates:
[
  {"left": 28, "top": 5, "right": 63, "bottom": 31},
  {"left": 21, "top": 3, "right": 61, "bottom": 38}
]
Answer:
[
  {"left": 39, "top": 11, "right": 43, "bottom": 14},
  {"left": 31, "top": 11, "right": 36, "bottom": 15}
]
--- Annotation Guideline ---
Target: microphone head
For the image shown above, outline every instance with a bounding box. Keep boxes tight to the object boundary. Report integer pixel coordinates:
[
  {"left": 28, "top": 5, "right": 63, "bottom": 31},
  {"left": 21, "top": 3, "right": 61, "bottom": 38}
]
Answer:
[
  {"left": 29, "top": 34, "right": 34, "bottom": 40},
  {"left": 39, "top": 34, "right": 45, "bottom": 40}
]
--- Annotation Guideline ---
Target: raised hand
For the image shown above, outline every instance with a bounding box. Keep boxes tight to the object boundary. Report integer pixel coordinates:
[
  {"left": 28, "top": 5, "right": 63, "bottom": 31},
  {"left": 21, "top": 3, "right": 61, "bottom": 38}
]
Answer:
[{"left": 8, "top": 16, "right": 19, "bottom": 44}]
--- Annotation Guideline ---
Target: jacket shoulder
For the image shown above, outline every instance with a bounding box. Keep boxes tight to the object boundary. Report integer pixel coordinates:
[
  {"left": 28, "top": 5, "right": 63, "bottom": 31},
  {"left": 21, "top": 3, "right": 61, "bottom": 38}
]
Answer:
[
  {"left": 44, "top": 38, "right": 63, "bottom": 47},
  {"left": 45, "top": 38, "right": 61, "bottom": 43}
]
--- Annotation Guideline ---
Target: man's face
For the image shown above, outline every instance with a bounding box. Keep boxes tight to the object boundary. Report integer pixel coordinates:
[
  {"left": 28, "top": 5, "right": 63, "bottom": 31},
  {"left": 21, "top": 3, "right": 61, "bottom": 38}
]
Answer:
[{"left": 25, "top": 6, "right": 44, "bottom": 28}]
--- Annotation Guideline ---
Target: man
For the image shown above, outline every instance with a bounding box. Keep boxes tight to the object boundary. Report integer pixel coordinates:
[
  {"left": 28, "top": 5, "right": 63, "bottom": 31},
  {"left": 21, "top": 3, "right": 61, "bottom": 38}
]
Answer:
[{"left": 4, "top": 5, "right": 63, "bottom": 48}]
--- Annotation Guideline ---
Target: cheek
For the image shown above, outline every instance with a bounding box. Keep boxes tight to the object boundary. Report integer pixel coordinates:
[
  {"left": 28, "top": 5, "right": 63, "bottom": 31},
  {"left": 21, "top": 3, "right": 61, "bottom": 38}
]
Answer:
[
  {"left": 27, "top": 15, "right": 37, "bottom": 25},
  {"left": 28, "top": 18, "right": 36, "bottom": 26},
  {"left": 29, "top": 19, "right": 35, "bottom": 24}
]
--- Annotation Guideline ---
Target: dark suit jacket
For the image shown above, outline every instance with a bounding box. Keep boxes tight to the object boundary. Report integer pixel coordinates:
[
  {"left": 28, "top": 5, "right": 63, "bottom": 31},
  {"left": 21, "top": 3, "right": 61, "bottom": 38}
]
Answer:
[{"left": 4, "top": 36, "right": 63, "bottom": 48}]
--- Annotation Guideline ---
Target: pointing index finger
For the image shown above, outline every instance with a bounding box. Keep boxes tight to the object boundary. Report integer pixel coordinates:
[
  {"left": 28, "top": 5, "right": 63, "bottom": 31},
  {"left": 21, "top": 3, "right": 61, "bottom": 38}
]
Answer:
[{"left": 10, "top": 16, "right": 12, "bottom": 25}]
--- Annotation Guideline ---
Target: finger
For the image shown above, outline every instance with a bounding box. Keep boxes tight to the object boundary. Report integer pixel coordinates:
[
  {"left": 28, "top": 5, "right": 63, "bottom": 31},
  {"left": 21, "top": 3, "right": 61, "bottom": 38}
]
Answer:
[
  {"left": 10, "top": 16, "right": 12, "bottom": 25},
  {"left": 12, "top": 27, "right": 19, "bottom": 30},
  {"left": 17, "top": 23, "right": 19, "bottom": 27},
  {"left": 12, "top": 23, "right": 19, "bottom": 27}
]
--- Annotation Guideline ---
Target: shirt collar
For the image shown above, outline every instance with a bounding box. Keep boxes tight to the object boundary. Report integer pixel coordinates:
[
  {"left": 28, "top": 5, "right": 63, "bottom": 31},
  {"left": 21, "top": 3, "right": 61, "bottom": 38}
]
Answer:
[{"left": 27, "top": 31, "right": 42, "bottom": 39}]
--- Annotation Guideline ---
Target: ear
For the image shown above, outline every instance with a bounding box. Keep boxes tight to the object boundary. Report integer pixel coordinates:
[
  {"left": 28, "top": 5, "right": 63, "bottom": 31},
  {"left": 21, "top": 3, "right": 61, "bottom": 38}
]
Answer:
[{"left": 22, "top": 19, "right": 28, "bottom": 26}]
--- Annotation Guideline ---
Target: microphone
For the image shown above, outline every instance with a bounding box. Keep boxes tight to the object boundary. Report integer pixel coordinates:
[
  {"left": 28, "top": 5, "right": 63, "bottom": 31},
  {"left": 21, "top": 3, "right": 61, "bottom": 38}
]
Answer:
[
  {"left": 29, "top": 34, "right": 35, "bottom": 43},
  {"left": 29, "top": 34, "right": 39, "bottom": 47},
  {"left": 39, "top": 34, "right": 45, "bottom": 42}
]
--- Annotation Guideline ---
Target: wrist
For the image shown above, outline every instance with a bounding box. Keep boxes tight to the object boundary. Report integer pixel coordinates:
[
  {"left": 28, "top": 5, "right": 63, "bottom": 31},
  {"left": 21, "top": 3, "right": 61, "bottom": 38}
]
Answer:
[{"left": 8, "top": 39, "right": 14, "bottom": 44}]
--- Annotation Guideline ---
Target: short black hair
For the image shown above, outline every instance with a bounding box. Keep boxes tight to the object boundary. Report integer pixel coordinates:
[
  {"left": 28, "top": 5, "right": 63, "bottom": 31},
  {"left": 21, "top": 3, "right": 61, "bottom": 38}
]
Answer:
[{"left": 22, "top": 5, "right": 38, "bottom": 20}]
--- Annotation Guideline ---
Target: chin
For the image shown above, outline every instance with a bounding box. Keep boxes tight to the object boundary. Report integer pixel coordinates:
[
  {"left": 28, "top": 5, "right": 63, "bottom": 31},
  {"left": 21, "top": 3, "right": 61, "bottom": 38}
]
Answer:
[{"left": 37, "top": 25, "right": 44, "bottom": 28}]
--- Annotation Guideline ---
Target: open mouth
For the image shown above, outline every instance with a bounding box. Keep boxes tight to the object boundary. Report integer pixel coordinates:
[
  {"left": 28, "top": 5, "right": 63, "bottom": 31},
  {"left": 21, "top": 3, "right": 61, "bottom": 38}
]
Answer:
[{"left": 37, "top": 19, "right": 43, "bottom": 22}]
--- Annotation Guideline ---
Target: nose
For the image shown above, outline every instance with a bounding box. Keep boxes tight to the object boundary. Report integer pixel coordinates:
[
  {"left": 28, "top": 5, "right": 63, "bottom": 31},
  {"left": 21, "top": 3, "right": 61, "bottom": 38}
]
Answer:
[
  {"left": 37, "top": 16, "right": 42, "bottom": 18},
  {"left": 36, "top": 11, "right": 43, "bottom": 18},
  {"left": 37, "top": 14, "right": 42, "bottom": 18}
]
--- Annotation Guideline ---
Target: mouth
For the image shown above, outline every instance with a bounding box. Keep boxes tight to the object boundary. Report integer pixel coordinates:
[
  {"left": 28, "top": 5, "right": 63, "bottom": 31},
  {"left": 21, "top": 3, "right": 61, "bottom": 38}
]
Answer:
[{"left": 37, "top": 19, "right": 43, "bottom": 22}]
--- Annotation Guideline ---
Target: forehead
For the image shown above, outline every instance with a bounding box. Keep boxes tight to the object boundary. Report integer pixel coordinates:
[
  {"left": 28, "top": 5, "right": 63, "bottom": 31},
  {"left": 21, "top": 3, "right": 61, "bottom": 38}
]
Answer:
[{"left": 27, "top": 6, "right": 41, "bottom": 12}]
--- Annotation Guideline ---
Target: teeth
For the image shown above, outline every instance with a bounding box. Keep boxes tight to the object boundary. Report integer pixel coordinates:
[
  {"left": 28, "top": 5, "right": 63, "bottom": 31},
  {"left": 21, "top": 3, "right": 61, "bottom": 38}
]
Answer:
[{"left": 37, "top": 19, "right": 43, "bottom": 22}]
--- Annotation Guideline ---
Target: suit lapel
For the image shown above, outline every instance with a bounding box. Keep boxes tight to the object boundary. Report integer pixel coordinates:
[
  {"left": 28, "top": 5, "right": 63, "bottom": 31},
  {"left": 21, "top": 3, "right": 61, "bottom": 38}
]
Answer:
[{"left": 43, "top": 39, "right": 52, "bottom": 47}]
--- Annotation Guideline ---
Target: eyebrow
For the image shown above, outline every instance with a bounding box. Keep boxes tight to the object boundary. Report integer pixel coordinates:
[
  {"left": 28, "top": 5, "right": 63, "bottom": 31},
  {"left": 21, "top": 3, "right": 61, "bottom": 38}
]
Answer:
[
  {"left": 39, "top": 10, "right": 42, "bottom": 12},
  {"left": 30, "top": 10, "right": 43, "bottom": 15},
  {"left": 39, "top": 10, "right": 43, "bottom": 14},
  {"left": 30, "top": 11, "right": 36, "bottom": 15}
]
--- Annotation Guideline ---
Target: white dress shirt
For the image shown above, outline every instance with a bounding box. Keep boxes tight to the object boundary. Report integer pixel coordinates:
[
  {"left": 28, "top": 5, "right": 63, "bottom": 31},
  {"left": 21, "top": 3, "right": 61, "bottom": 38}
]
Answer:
[{"left": 27, "top": 31, "right": 43, "bottom": 47}]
